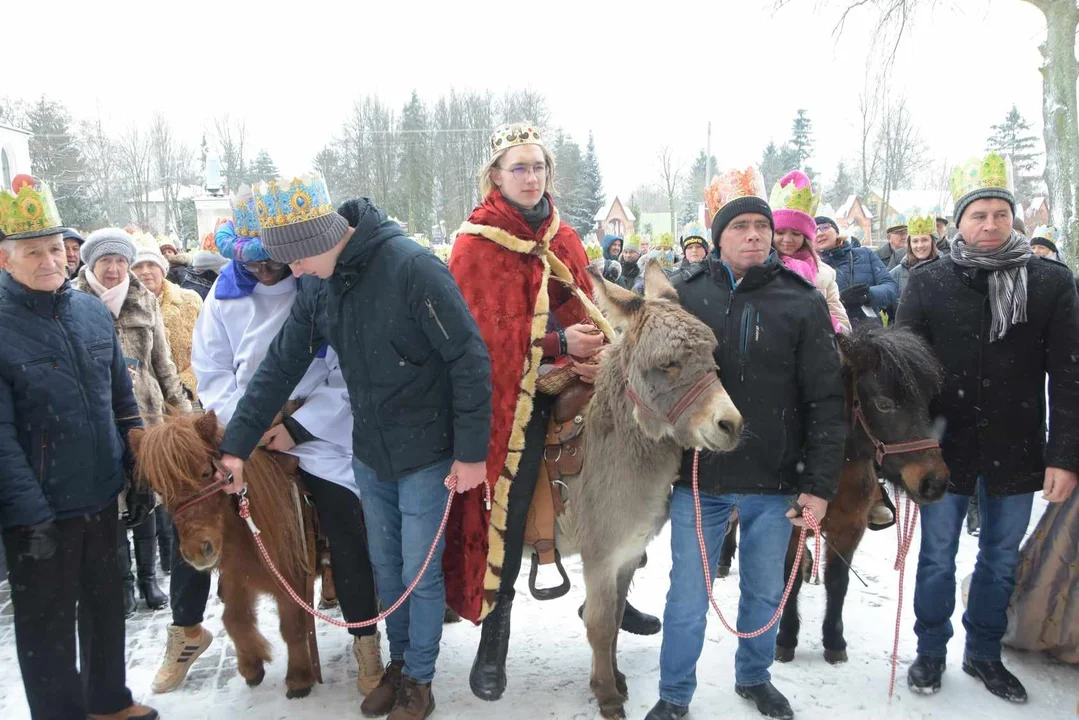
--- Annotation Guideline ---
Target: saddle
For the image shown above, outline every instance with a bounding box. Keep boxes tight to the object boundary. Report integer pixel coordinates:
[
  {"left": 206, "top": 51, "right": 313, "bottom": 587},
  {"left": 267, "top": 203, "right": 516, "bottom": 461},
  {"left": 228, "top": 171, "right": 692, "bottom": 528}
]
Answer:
[{"left": 524, "top": 380, "right": 593, "bottom": 600}]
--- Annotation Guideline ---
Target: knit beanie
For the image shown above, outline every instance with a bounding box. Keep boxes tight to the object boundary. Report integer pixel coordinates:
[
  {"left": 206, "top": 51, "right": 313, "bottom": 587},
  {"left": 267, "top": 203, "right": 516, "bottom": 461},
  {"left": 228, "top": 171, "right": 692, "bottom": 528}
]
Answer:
[
  {"left": 954, "top": 187, "right": 1016, "bottom": 225},
  {"left": 814, "top": 216, "right": 839, "bottom": 235},
  {"left": 61, "top": 228, "right": 84, "bottom": 245},
  {"left": 81, "top": 228, "right": 137, "bottom": 270},
  {"left": 133, "top": 246, "right": 169, "bottom": 274},
  {"left": 710, "top": 197, "right": 774, "bottom": 246},
  {"left": 1030, "top": 236, "right": 1060, "bottom": 257},
  {"left": 253, "top": 176, "right": 349, "bottom": 263}
]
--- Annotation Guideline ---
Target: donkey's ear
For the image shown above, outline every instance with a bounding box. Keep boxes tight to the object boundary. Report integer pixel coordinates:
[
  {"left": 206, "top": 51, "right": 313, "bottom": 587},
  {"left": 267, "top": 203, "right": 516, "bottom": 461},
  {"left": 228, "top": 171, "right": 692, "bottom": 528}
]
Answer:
[
  {"left": 195, "top": 410, "right": 220, "bottom": 443},
  {"left": 588, "top": 264, "right": 643, "bottom": 329},
  {"left": 643, "top": 259, "right": 679, "bottom": 302},
  {"left": 127, "top": 427, "right": 145, "bottom": 458}
]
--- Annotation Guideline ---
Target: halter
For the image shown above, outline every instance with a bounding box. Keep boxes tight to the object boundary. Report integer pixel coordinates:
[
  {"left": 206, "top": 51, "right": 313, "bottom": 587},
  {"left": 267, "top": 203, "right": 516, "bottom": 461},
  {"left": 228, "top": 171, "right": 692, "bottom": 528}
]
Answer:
[
  {"left": 851, "top": 392, "right": 940, "bottom": 466},
  {"left": 173, "top": 457, "right": 235, "bottom": 516},
  {"left": 623, "top": 355, "right": 720, "bottom": 427}
]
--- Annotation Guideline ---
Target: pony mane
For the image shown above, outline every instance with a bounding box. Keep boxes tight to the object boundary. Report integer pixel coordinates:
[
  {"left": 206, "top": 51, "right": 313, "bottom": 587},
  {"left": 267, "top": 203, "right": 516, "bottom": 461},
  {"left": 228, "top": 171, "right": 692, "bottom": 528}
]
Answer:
[
  {"left": 134, "top": 413, "right": 308, "bottom": 580},
  {"left": 843, "top": 325, "right": 943, "bottom": 404}
]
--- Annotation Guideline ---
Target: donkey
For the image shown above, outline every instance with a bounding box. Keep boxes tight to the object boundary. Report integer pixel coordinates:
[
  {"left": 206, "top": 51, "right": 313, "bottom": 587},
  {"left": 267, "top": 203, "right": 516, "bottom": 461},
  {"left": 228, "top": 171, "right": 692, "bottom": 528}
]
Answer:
[
  {"left": 739, "top": 326, "right": 948, "bottom": 665},
  {"left": 129, "top": 411, "right": 318, "bottom": 698},
  {"left": 566, "top": 262, "right": 744, "bottom": 719}
]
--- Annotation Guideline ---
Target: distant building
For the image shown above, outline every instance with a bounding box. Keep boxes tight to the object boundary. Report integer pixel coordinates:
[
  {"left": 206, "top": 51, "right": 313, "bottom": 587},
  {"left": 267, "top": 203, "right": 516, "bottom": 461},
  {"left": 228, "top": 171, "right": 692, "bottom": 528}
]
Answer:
[
  {"left": 1025, "top": 197, "right": 1049, "bottom": 230},
  {"left": 0, "top": 122, "right": 32, "bottom": 190},
  {"left": 594, "top": 196, "right": 636, "bottom": 237}
]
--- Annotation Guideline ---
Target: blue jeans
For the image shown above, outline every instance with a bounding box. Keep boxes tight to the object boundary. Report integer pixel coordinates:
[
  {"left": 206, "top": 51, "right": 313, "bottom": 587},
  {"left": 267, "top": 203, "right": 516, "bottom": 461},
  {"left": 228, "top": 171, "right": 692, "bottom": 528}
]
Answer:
[
  {"left": 352, "top": 458, "right": 452, "bottom": 683},
  {"left": 659, "top": 487, "right": 794, "bottom": 706},
  {"left": 913, "top": 480, "right": 1034, "bottom": 661}
]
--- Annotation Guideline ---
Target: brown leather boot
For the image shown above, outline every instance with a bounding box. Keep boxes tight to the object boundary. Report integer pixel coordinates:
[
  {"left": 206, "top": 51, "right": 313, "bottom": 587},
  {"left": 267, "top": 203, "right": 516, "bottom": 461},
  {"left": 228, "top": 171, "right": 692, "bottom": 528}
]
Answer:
[
  {"left": 88, "top": 703, "right": 159, "bottom": 719},
  {"left": 361, "top": 659, "right": 404, "bottom": 718},
  {"left": 388, "top": 676, "right": 435, "bottom": 720}
]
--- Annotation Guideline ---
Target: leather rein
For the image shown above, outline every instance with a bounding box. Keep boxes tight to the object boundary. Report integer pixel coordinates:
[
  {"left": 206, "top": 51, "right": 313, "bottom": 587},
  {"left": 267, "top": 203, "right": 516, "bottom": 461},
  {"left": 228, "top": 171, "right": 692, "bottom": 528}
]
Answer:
[
  {"left": 851, "top": 390, "right": 940, "bottom": 466},
  {"left": 623, "top": 355, "right": 720, "bottom": 427},
  {"left": 173, "top": 457, "right": 235, "bottom": 516}
]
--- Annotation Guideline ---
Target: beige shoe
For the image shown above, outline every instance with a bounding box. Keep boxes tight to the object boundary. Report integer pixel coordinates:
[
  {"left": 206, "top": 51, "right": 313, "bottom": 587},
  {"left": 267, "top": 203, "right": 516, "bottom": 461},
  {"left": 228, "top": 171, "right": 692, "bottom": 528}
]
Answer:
[
  {"left": 151, "top": 624, "right": 213, "bottom": 693},
  {"left": 354, "top": 631, "right": 386, "bottom": 696},
  {"left": 89, "top": 704, "right": 159, "bottom": 719}
]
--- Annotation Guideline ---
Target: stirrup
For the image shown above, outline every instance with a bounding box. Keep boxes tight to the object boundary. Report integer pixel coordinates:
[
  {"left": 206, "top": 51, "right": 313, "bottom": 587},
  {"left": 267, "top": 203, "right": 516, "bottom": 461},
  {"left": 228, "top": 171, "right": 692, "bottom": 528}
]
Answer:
[{"left": 528, "top": 550, "right": 571, "bottom": 600}]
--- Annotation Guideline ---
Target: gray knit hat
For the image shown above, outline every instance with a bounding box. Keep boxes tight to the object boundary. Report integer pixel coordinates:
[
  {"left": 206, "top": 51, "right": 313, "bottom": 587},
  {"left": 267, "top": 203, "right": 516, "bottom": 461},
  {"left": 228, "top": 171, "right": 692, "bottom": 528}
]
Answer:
[
  {"left": 251, "top": 175, "right": 350, "bottom": 263},
  {"left": 261, "top": 213, "right": 349, "bottom": 263},
  {"left": 81, "top": 228, "right": 137, "bottom": 269},
  {"left": 954, "top": 187, "right": 1016, "bottom": 225}
]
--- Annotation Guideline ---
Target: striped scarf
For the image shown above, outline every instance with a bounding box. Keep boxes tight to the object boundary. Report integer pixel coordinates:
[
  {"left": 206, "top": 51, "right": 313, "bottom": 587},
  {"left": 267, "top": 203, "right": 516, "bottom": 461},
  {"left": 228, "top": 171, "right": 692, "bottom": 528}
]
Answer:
[{"left": 950, "top": 232, "right": 1032, "bottom": 342}]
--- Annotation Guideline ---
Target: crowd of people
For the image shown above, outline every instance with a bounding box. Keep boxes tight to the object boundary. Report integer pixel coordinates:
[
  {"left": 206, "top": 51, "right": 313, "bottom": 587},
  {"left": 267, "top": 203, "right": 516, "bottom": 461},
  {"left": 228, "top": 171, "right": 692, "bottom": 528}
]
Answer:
[{"left": 1, "top": 122, "right": 1077, "bottom": 720}]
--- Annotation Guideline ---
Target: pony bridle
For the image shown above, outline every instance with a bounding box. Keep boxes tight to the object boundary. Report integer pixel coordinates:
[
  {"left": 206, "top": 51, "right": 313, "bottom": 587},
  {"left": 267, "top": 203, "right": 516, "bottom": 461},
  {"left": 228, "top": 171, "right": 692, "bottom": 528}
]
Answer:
[
  {"left": 851, "top": 392, "right": 940, "bottom": 466},
  {"left": 173, "top": 457, "right": 237, "bottom": 516},
  {"left": 624, "top": 359, "right": 721, "bottom": 427}
]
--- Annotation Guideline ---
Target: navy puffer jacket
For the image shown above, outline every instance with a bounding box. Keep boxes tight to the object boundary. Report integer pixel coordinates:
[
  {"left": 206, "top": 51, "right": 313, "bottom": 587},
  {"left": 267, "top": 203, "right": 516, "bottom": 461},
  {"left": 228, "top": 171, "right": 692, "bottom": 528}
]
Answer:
[{"left": 820, "top": 240, "right": 899, "bottom": 313}]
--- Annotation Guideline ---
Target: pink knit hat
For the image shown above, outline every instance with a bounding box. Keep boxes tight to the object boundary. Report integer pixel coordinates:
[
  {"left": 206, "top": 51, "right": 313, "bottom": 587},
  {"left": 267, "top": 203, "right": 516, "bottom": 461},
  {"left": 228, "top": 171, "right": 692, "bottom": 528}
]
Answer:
[{"left": 769, "top": 170, "right": 820, "bottom": 243}]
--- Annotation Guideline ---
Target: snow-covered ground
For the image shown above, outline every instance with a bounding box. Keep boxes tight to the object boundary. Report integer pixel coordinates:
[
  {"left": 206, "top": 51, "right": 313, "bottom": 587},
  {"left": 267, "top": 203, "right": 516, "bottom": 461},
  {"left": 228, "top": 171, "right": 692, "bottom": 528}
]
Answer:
[{"left": 1, "top": 496, "right": 1075, "bottom": 720}]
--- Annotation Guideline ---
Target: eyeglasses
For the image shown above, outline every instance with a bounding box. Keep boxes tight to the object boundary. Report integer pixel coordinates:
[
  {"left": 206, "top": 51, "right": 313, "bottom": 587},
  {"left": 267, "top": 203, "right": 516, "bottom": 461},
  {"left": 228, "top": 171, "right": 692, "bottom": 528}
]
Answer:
[
  {"left": 242, "top": 260, "right": 286, "bottom": 274},
  {"left": 815, "top": 225, "right": 834, "bottom": 233},
  {"left": 499, "top": 163, "right": 548, "bottom": 181}
]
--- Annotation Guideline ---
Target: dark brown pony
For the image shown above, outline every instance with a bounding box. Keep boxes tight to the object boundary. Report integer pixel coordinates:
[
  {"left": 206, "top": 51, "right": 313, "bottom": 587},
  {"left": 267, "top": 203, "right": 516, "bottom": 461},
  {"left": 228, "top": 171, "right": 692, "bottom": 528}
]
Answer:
[
  {"left": 128, "top": 411, "right": 318, "bottom": 698},
  {"left": 719, "top": 325, "right": 949, "bottom": 664}
]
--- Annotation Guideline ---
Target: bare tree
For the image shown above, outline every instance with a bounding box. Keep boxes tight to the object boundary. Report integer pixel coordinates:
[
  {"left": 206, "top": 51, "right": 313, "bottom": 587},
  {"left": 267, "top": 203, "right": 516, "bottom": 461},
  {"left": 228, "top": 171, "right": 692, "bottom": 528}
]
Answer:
[
  {"left": 150, "top": 113, "right": 195, "bottom": 236},
  {"left": 117, "top": 126, "right": 154, "bottom": 228},
  {"left": 80, "top": 113, "right": 120, "bottom": 223},
  {"left": 498, "top": 89, "right": 551, "bottom": 128},
  {"left": 876, "top": 96, "right": 928, "bottom": 237},
  {"left": 856, "top": 70, "right": 884, "bottom": 198},
  {"left": 212, "top": 114, "right": 248, "bottom": 193},
  {"left": 656, "top": 146, "right": 684, "bottom": 240}
]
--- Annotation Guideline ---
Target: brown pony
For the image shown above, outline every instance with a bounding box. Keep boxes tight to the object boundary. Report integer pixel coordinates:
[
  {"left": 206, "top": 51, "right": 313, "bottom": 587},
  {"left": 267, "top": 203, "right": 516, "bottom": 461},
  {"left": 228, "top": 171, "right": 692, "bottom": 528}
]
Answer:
[{"left": 128, "top": 410, "right": 318, "bottom": 698}]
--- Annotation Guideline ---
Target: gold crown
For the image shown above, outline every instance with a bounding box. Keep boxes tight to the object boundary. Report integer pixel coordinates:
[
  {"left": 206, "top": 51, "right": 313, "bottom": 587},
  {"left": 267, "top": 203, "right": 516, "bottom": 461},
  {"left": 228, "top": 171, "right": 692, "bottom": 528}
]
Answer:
[
  {"left": 252, "top": 175, "right": 335, "bottom": 230},
  {"left": 705, "top": 167, "right": 767, "bottom": 224},
  {"left": 490, "top": 122, "right": 544, "bottom": 159},
  {"left": 768, "top": 170, "right": 820, "bottom": 216},
  {"left": 907, "top": 214, "right": 936, "bottom": 236},
  {"left": 951, "top": 153, "right": 1010, "bottom": 203},
  {"left": 0, "top": 175, "right": 64, "bottom": 239}
]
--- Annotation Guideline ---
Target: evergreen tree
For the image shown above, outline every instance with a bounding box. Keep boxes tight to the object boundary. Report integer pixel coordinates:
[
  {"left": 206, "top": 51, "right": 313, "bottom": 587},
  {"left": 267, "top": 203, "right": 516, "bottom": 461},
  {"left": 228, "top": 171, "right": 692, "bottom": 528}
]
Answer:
[
  {"left": 396, "top": 91, "right": 433, "bottom": 236},
  {"left": 580, "top": 131, "right": 605, "bottom": 237},
  {"left": 790, "top": 109, "right": 814, "bottom": 167},
  {"left": 824, "top": 160, "right": 856, "bottom": 207},
  {"left": 250, "top": 149, "right": 280, "bottom": 182},
  {"left": 987, "top": 104, "right": 1042, "bottom": 203},
  {"left": 679, "top": 150, "right": 717, "bottom": 227},
  {"left": 759, "top": 142, "right": 800, "bottom": 189},
  {"left": 551, "top": 131, "right": 589, "bottom": 236},
  {"left": 26, "top": 96, "right": 97, "bottom": 228},
  {"left": 313, "top": 146, "right": 347, "bottom": 206}
]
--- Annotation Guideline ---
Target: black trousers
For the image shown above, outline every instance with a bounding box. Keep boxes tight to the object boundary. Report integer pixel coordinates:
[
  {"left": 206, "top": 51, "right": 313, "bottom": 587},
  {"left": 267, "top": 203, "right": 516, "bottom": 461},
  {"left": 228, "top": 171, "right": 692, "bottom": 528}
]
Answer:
[
  {"left": 302, "top": 470, "right": 380, "bottom": 637},
  {"left": 498, "top": 393, "right": 555, "bottom": 598},
  {"left": 117, "top": 502, "right": 158, "bottom": 581},
  {"left": 169, "top": 520, "right": 212, "bottom": 627},
  {"left": 3, "top": 505, "right": 134, "bottom": 719}
]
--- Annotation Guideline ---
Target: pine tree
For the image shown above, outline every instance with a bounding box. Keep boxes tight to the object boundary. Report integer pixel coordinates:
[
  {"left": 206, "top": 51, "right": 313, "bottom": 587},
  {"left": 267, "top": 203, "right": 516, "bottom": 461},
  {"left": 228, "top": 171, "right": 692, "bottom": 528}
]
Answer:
[
  {"left": 987, "top": 104, "right": 1042, "bottom": 203},
  {"left": 759, "top": 142, "right": 800, "bottom": 188},
  {"left": 790, "top": 109, "right": 814, "bottom": 167},
  {"left": 26, "top": 96, "right": 97, "bottom": 228},
  {"left": 679, "top": 150, "right": 717, "bottom": 226},
  {"left": 551, "top": 131, "right": 587, "bottom": 236},
  {"left": 313, "top": 146, "right": 346, "bottom": 204},
  {"left": 824, "top": 161, "right": 856, "bottom": 207},
  {"left": 396, "top": 91, "right": 433, "bottom": 236},
  {"left": 580, "top": 131, "right": 605, "bottom": 237},
  {"left": 250, "top": 149, "right": 279, "bottom": 182}
]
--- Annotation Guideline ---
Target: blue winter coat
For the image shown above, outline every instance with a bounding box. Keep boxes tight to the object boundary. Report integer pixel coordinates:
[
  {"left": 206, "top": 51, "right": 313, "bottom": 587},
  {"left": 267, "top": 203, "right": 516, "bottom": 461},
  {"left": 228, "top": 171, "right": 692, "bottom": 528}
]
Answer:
[
  {"left": 0, "top": 272, "right": 142, "bottom": 530},
  {"left": 819, "top": 240, "right": 899, "bottom": 312}
]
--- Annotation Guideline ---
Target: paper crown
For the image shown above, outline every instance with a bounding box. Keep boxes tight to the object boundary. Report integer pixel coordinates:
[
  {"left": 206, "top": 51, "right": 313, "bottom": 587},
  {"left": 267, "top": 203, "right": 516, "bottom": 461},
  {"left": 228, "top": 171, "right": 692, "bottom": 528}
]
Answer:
[
  {"left": 252, "top": 175, "right": 335, "bottom": 231},
  {"left": 490, "top": 122, "right": 544, "bottom": 159},
  {"left": 682, "top": 222, "right": 708, "bottom": 242},
  {"left": 885, "top": 213, "right": 908, "bottom": 232},
  {"left": 768, "top": 170, "right": 820, "bottom": 216},
  {"left": 907, "top": 214, "right": 936, "bottom": 236},
  {"left": 1031, "top": 224, "right": 1059, "bottom": 242},
  {"left": 950, "top": 153, "right": 1010, "bottom": 203},
  {"left": 705, "top": 167, "right": 767, "bottom": 225},
  {"left": 0, "top": 174, "right": 64, "bottom": 240},
  {"left": 231, "top": 185, "right": 262, "bottom": 239}
]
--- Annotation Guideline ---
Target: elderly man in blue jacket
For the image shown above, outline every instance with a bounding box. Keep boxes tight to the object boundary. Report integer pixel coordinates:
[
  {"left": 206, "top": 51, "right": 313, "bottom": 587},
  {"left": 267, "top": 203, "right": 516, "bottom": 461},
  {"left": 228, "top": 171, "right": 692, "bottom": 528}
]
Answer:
[{"left": 0, "top": 177, "right": 157, "bottom": 720}]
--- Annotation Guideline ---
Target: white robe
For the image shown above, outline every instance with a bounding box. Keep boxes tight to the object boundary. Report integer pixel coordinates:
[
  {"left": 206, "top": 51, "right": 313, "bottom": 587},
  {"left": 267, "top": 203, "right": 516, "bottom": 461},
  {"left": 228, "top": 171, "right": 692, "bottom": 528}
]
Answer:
[{"left": 191, "top": 275, "right": 358, "bottom": 496}]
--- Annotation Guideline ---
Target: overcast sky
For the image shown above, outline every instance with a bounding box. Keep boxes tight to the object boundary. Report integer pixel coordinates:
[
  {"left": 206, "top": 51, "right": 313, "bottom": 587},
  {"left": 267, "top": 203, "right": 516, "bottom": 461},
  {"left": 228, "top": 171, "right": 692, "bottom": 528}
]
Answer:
[{"left": 7, "top": 0, "right": 1050, "bottom": 204}]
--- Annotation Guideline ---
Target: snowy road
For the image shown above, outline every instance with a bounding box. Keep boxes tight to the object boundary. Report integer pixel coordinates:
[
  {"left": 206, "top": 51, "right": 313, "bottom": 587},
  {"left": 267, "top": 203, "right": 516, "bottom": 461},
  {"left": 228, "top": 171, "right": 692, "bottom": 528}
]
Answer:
[{"left": 1, "top": 497, "right": 1075, "bottom": 719}]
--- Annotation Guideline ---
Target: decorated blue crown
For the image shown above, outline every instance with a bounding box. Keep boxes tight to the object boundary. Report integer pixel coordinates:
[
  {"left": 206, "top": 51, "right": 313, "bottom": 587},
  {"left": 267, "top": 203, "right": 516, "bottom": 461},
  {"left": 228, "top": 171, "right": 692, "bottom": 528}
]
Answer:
[
  {"left": 253, "top": 174, "right": 335, "bottom": 231},
  {"left": 231, "top": 185, "right": 261, "bottom": 239}
]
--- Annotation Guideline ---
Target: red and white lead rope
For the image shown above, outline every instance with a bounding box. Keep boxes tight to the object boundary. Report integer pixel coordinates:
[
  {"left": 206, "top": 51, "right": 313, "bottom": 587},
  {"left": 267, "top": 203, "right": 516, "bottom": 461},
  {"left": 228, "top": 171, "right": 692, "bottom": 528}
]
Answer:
[
  {"left": 691, "top": 450, "right": 822, "bottom": 638},
  {"left": 889, "top": 494, "right": 919, "bottom": 698},
  {"left": 236, "top": 473, "right": 488, "bottom": 629}
]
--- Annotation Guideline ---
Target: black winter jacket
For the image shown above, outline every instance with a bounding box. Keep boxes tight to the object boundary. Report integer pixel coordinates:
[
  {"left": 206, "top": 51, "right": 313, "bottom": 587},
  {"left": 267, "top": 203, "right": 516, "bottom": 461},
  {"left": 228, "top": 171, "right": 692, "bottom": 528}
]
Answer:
[
  {"left": 673, "top": 256, "right": 847, "bottom": 500},
  {"left": 220, "top": 199, "right": 493, "bottom": 481},
  {"left": 896, "top": 255, "right": 1079, "bottom": 496},
  {"left": 0, "top": 273, "right": 142, "bottom": 529}
]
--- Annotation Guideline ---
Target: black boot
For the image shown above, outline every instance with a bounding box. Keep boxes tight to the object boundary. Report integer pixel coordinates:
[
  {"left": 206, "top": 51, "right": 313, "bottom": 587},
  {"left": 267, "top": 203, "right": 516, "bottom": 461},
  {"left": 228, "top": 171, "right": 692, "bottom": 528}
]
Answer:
[
  {"left": 469, "top": 593, "right": 513, "bottom": 701},
  {"left": 966, "top": 497, "right": 980, "bottom": 537},
  {"left": 644, "top": 699, "right": 688, "bottom": 719},
  {"left": 135, "top": 535, "right": 169, "bottom": 610},
  {"left": 907, "top": 654, "right": 946, "bottom": 694},
  {"left": 156, "top": 508, "right": 173, "bottom": 575},
  {"left": 118, "top": 530, "right": 137, "bottom": 618},
  {"left": 578, "top": 600, "right": 662, "bottom": 636},
  {"left": 123, "top": 575, "right": 137, "bottom": 618},
  {"left": 735, "top": 681, "right": 793, "bottom": 720},
  {"left": 962, "top": 657, "right": 1027, "bottom": 703}
]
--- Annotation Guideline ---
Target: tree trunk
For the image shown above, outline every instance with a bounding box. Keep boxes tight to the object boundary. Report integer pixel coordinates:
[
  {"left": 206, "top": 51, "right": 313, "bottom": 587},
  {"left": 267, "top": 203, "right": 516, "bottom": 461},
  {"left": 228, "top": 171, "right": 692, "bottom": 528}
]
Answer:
[{"left": 1032, "top": 0, "right": 1079, "bottom": 261}]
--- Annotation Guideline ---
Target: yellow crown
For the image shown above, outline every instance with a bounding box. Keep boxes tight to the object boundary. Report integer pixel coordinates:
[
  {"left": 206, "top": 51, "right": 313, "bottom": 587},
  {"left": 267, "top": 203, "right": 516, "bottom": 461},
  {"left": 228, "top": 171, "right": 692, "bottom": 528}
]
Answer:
[
  {"left": 252, "top": 175, "right": 335, "bottom": 230},
  {"left": 768, "top": 170, "right": 820, "bottom": 216},
  {"left": 907, "top": 214, "right": 935, "bottom": 236},
  {"left": 950, "top": 152, "right": 1010, "bottom": 203},
  {"left": 0, "top": 175, "right": 64, "bottom": 240},
  {"left": 490, "top": 122, "right": 544, "bottom": 159},
  {"left": 705, "top": 167, "right": 767, "bottom": 224}
]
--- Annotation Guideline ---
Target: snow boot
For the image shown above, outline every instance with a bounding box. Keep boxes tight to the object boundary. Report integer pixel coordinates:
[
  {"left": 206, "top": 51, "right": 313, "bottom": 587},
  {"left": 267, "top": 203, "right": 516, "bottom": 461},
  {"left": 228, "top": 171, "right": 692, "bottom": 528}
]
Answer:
[
  {"left": 152, "top": 624, "right": 213, "bottom": 693},
  {"left": 577, "top": 600, "right": 662, "bottom": 636},
  {"left": 353, "top": 631, "right": 385, "bottom": 696},
  {"left": 962, "top": 657, "right": 1028, "bottom": 703},
  {"left": 361, "top": 659, "right": 403, "bottom": 718},
  {"left": 907, "top": 654, "right": 946, "bottom": 694},
  {"left": 645, "top": 699, "right": 689, "bottom": 719},
  {"left": 88, "top": 703, "right": 159, "bottom": 719},
  {"left": 156, "top": 508, "right": 173, "bottom": 576},
  {"left": 735, "top": 681, "right": 794, "bottom": 720},
  {"left": 135, "top": 535, "right": 168, "bottom": 610},
  {"left": 122, "top": 575, "right": 137, "bottom": 619},
  {"left": 469, "top": 592, "right": 513, "bottom": 701},
  {"left": 388, "top": 676, "right": 435, "bottom": 720}
]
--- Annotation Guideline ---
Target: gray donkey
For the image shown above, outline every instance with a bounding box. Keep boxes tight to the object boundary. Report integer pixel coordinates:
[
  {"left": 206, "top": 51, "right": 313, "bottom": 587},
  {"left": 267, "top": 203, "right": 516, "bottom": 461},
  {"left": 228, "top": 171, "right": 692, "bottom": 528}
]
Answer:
[{"left": 567, "top": 262, "right": 744, "bottom": 719}]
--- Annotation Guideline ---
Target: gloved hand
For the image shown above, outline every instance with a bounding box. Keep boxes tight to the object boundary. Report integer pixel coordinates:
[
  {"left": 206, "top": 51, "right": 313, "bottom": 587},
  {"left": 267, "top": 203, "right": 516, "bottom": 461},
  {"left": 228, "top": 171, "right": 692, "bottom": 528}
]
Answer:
[
  {"left": 840, "top": 283, "right": 871, "bottom": 307},
  {"left": 124, "top": 484, "right": 156, "bottom": 529},
  {"left": 12, "top": 520, "right": 59, "bottom": 562}
]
